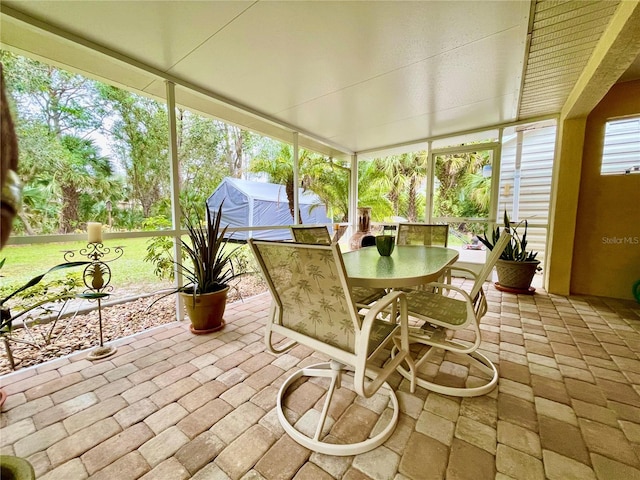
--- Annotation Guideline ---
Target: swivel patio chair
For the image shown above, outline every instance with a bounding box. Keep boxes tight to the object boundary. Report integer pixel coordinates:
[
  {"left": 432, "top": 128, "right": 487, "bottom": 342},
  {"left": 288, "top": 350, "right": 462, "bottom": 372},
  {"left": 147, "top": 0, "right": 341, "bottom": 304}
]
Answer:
[
  {"left": 392, "top": 233, "right": 511, "bottom": 397},
  {"left": 290, "top": 225, "right": 384, "bottom": 307},
  {"left": 249, "top": 239, "right": 415, "bottom": 456},
  {"left": 397, "top": 223, "right": 450, "bottom": 291}
]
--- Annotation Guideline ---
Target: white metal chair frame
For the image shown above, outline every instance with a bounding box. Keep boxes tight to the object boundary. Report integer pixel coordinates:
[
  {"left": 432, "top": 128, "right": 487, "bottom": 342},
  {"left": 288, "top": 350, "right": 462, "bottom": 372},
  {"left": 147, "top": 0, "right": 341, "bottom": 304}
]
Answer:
[
  {"left": 249, "top": 239, "right": 415, "bottom": 456},
  {"left": 392, "top": 233, "right": 511, "bottom": 397}
]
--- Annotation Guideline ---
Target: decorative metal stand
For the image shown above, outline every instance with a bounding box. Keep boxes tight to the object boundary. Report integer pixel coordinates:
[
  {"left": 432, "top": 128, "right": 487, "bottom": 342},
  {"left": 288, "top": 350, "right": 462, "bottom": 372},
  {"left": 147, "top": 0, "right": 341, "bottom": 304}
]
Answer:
[{"left": 63, "top": 242, "right": 124, "bottom": 360}]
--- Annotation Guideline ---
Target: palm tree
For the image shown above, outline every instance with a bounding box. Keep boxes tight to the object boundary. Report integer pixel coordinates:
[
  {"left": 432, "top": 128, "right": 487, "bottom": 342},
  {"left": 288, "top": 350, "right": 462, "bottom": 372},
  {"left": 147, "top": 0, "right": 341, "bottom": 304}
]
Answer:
[
  {"left": 433, "top": 150, "right": 490, "bottom": 219},
  {"left": 251, "top": 144, "right": 396, "bottom": 223},
  {"left": 312, "top": 160, "right": 392, "bottom": 222},
  {"left": 464, "top": 172, "right": 491, "bottom": 214},
  {"left": 249, "top": 143, "right": 313, "bottom": 219},
  {"left": 380, "top": 152, "right": 428, "bottom": 221}
]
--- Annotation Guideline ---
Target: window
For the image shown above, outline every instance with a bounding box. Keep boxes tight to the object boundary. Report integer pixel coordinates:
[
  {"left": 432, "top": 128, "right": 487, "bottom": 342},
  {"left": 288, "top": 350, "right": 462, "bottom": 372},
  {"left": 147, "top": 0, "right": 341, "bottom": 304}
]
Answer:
[{"left": 601, "top": 116, "right": 640, "bottom": 175}]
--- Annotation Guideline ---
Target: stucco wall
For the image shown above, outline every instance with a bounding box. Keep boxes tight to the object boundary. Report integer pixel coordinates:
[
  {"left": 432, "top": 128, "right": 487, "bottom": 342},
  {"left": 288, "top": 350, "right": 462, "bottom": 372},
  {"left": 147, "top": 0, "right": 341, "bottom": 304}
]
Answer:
[{"left": 571, "top": 79, "right": 640, "bottom": 300}]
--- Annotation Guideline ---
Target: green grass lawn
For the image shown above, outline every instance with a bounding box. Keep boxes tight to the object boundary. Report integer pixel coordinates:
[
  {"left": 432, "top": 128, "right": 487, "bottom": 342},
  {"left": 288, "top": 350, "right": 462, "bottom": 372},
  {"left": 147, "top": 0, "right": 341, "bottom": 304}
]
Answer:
[{"left": 0, "top": 237, "right": 168, "bottom": 293}]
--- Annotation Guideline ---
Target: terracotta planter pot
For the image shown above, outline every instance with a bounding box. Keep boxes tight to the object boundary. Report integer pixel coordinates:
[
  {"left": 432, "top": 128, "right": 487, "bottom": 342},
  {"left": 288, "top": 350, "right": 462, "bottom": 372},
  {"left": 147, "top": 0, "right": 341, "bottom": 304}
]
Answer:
[
  {"left": 349, "top": 207, "right": 373, "bottom": 250},
  {"left": 495, "top": 259, "right": 540, "bottom": 290},
  {"left": 180, "top": 286, "right": 229, "bottom": 334}
]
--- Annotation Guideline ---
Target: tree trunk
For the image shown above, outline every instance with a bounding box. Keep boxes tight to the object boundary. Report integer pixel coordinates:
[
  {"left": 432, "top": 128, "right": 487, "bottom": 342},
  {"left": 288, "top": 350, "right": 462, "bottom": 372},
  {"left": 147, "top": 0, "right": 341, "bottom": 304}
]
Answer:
[
  {"left": 389, "top": 179, "right": 400, "bottom": 215},
  {"left": 285, "top": 178, "right": 295, "bottom": 220},
  {"left": 232, "top": 128, "right": 243, "bottom": 177},
  {"left": 59, "top": 183, "right": 79, "bottom": 233},
  {"left": 223, "top": 125, "right": 244, "bottom": 178},
  {"left": 140, "top": 200, "right": 152, "bottom": 218},
  {"left": 407, "top": 176, "right": 417, "bottom": 221},
  {"left": 17, "top": 212, "right": 35, "bottom": 235}
]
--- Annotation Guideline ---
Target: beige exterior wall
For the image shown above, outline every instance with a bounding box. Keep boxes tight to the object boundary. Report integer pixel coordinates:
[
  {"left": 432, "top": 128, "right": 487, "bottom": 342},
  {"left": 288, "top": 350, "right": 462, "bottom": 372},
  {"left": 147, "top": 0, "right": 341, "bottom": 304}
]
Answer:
[
  {"left": 571, "top": 80, "right": 640, "bottom": 300},
  {"left": 546, "top": 118, "right": 586, "bottom": 296}
]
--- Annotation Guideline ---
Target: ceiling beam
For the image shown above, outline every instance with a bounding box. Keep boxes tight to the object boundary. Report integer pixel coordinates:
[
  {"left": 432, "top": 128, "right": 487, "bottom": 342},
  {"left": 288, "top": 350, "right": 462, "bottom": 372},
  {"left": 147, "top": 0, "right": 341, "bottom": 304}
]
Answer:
[{"left": 562, "top": 1, "right": 640, "bottom": 119}]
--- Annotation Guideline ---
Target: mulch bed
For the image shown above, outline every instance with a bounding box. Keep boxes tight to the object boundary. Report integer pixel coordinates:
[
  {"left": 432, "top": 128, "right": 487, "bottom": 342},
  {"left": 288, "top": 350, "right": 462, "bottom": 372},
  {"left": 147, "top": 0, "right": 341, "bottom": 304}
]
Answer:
[{"left": 0, "top": 275, "right": 267, "bottom": 376}]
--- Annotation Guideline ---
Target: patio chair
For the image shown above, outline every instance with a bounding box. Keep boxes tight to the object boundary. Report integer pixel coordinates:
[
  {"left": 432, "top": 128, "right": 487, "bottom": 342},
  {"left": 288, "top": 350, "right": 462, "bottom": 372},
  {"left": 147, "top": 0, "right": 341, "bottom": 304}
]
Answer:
[
  {"left": 397, "top": 223, "right": 450, "bottom": 291},
  {"left": 249, "top": 239, "right": 415, "bottom": 456},
  {"left": 392, "top": 233, "right": 511, "bottom": 397},
  {"left": 290, "top": 225, "right": 384, "bottom": 307},
  {"left": 290, "top": 225, "right": 332, "bottom": 245},
  {"left": 397, "top": 223, "right": 449, "bottom": 247}
]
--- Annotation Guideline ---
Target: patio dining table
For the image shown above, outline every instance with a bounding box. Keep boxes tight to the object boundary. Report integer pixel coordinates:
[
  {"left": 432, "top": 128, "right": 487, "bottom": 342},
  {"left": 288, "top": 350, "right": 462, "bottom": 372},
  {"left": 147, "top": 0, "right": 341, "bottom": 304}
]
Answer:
[{"left": 342, "top": 245, "right": 459, "bottom": 290}]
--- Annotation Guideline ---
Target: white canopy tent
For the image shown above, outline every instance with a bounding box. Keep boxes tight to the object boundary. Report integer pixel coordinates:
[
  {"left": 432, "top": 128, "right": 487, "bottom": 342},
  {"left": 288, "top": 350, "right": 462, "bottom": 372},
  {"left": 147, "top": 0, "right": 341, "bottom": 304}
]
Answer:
[{"left": 207, "top": 178, "right": 332, "bottom": 241}]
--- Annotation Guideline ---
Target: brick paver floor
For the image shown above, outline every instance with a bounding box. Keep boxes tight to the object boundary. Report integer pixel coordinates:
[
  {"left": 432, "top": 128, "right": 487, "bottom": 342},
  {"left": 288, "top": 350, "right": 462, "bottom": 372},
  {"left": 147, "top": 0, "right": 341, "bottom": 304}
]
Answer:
[{"left": 2, "top": 285, "right": 640, "bottom": 480}]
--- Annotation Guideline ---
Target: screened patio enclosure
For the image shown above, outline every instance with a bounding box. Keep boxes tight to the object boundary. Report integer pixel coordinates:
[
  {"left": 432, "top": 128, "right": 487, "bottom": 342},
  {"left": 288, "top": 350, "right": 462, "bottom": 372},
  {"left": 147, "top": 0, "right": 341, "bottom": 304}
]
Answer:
[{"left": 1, "top": 1, "right": 639, "bottom": 299}]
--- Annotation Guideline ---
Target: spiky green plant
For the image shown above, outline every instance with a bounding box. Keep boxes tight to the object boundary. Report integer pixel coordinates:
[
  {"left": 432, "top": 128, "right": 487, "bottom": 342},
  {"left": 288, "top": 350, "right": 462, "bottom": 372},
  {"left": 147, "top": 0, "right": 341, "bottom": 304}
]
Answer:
[
  {"left": 478, "top": 210, "right": 539, "bottom": 262},
  {"left": 177, "top": 201, "right": 240, "bottom": 295}
]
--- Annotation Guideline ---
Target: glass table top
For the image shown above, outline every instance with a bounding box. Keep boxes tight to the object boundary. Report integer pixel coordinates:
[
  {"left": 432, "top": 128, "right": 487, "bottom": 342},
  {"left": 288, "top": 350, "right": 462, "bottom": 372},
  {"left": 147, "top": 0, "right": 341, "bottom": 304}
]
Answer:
[{"left": 342, "top": 245, "right": 459, "bottom": 288}]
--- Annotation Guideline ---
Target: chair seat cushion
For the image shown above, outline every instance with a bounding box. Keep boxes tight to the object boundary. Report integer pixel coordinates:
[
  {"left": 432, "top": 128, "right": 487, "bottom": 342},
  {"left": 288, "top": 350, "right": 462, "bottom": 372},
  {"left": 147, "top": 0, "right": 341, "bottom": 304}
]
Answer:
[
  {"left": 404, "top": 289, "right": 468, "bottom": 327},
  {"left": 352, "top": 286, "right": 386, "bottom": 305}
]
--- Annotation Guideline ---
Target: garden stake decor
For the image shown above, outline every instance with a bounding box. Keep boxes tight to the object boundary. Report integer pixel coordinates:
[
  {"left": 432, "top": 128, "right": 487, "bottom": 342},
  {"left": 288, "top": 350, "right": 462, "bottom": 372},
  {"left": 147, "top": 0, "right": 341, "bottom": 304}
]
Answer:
[{"left": 63, "top": 224, "right": 124, "bottom": 360}]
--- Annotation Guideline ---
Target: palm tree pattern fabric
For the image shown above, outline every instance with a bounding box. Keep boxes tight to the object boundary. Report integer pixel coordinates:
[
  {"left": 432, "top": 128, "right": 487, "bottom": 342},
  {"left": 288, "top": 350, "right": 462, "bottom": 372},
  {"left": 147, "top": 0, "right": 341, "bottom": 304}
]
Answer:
[
  {"left": 397, "top": 224, "right": 449, "bottom": 247},
  {"left": 290, "top": 226, "right": 385, "bottom": 306},
  {"left": 404, "top": 289, "right": 468, "bottom": 327},
  {"left": 257, "top": 243, "right": 394, "bottom": 354},
  {"left": 290, "top": 226, "right": 332, "bottom": 245}
]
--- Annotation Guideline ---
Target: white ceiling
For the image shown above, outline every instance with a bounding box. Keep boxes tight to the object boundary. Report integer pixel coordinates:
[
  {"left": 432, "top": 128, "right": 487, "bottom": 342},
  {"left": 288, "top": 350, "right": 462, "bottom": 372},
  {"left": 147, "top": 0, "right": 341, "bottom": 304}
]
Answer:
[{"left": 1, "top": 1, "right": 638, "bottom": 159}]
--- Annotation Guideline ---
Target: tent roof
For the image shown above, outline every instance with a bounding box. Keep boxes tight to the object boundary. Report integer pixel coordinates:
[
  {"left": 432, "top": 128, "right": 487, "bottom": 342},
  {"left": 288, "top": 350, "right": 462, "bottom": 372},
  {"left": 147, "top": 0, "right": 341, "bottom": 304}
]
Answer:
[
  {"left": 217, "top": 178, "right": 322, "bottom": 205},
  {"left": 1, "top": 1, "right": 639, "bottom": 158}
]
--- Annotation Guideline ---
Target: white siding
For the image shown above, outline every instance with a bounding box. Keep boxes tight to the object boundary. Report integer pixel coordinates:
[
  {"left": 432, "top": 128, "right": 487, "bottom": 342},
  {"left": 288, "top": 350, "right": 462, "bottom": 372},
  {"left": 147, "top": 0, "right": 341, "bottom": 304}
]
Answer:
[
  {"left": 499, "top": 123, "right": 557, "bottom": 269},
  {"left": 602, "top": 117, "right": 640, "bottom": 175}
]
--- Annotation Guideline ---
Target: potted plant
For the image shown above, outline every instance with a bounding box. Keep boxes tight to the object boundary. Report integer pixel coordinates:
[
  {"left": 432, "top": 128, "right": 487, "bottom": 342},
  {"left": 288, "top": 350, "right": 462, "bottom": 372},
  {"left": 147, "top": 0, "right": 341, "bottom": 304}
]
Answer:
[
  {"left": 478, "top": 210, "right": 541, "bottom": 293},
  {"left": 159, "top": 202, "right": 241, "bottom": 334}
]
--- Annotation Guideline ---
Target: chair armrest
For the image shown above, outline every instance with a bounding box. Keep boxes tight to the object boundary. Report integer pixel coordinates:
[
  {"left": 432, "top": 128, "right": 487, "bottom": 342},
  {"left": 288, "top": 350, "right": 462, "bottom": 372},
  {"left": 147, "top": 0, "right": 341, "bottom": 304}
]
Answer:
[
  {"left": 360, "top": 290, "right": 406, "bottom": 325},
  {"left": 411, "top": 281, "right": 473, "bottom": 304},
  {"left": 355, "top": 290, "right": 412, "bottom": 397},
  {"left": 442, "top": 266, "right": 479, "bottom": 281}
]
